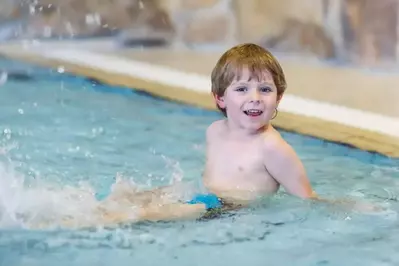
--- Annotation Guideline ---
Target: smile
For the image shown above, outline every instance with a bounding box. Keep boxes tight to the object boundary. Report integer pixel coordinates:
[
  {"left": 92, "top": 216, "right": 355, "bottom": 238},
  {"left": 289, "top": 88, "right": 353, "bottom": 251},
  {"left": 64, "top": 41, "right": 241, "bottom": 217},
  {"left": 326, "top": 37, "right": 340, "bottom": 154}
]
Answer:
[{"left": 243, "top": 109, "right": 263, "bottom": 116}]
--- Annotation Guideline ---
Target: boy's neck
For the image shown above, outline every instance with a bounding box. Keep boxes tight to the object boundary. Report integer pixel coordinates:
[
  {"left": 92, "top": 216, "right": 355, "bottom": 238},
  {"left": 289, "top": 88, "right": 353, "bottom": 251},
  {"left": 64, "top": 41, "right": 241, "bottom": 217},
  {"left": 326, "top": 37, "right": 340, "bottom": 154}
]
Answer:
[{"left": 224, "top": 119, "right": 269, "bottom": 139}]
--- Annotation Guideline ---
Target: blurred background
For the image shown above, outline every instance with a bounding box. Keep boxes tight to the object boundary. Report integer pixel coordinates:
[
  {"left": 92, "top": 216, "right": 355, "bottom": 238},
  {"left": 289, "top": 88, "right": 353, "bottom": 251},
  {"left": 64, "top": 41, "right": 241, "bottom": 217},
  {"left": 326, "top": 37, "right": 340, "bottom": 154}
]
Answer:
[{"left": 0, "top": 0, "right": 398, "bottom": 70}]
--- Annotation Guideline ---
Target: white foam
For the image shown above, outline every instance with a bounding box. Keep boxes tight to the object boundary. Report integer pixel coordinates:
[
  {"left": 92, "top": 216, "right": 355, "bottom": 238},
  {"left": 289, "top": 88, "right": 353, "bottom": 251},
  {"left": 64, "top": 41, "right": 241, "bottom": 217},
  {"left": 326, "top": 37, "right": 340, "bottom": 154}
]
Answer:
[
  {"left": 33, "top": 48, "right": 399, "bottom": 138},
  {"left": 0, "top": 160, "right": 144, "bottom": 229},
  {"left": 0, "top": 160, "right": 99, "bottom": 229}
]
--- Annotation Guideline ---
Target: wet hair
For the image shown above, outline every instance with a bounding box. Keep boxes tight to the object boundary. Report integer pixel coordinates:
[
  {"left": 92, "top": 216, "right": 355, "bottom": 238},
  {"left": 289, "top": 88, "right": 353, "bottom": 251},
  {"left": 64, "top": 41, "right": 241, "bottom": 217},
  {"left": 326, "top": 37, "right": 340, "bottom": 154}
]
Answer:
[{"left": 211, "top": 43, "right": 287, "bottom": 116}]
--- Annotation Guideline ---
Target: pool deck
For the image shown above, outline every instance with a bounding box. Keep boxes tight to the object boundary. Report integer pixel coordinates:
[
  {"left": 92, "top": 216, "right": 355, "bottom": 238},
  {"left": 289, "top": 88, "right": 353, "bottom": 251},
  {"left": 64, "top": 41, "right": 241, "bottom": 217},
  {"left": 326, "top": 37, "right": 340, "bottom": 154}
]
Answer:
[{"left": 0, "top": 38, "right": 398, "bottom": 158}]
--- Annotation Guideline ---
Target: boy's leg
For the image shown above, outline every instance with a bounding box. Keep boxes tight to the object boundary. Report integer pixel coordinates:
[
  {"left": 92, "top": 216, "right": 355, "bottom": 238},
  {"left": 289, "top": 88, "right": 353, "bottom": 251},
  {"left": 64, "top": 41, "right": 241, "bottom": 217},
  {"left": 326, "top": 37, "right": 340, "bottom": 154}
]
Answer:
[
  {"left": 137, "top": 202, "right": 207, "bottom": 222},
  {"left": 71, "top": 182, "right": 205, "bottom": 227},
  {"left": 56, "top": 200, "right": 207, "bottom": 229},
  {"left": 62, "top": 202, "right": 207, "bottom": 228},
  {"left": 100, "top": 181, "right": 207, "bottom": 223},
  {"left": 104, "top": 179, "right": 196, "bottom": 207}
]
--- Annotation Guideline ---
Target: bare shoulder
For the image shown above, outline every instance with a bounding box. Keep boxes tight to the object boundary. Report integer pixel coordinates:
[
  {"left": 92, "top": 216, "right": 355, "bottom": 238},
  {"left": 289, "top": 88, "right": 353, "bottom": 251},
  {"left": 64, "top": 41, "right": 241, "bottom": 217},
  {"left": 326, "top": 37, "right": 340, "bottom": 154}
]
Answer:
[
  {"left": 261, "top": 126, "right": 314, "bottom": 199},
  {"left": 206, "top": 119, "right": 225, "bottom": 141},
  {"left": 262, "top": 126, "right": 296, "bottom": 158}
]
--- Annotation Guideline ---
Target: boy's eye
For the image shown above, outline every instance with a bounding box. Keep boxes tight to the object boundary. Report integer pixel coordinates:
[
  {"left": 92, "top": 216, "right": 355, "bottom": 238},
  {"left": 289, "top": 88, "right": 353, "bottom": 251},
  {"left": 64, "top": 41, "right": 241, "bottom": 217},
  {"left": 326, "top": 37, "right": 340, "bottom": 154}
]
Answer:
[
  {"left": 260, "top": 87, "right": 272, "bottom": 93},
  {"left": 235, "top": 87, "right": 247, "bottom": 92}
]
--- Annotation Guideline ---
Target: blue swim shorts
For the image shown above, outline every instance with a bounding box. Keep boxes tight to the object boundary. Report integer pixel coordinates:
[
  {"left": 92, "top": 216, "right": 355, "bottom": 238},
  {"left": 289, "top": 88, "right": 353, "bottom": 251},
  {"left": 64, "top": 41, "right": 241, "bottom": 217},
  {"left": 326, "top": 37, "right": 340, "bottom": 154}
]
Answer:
[{"left": 186, "top": 193, "right": 223, "bottom": 210}]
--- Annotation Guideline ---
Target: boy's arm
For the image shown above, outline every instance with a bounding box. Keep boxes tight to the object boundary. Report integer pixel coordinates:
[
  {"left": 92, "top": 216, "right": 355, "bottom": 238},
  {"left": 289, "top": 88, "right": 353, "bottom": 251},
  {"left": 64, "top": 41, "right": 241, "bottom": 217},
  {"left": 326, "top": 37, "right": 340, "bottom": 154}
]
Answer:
[
  {"left": 263, "top": 133, "right": 383, "bottom": 212},
  {"left": 263, "top": 134, "right": 316, "bottom": 199}
]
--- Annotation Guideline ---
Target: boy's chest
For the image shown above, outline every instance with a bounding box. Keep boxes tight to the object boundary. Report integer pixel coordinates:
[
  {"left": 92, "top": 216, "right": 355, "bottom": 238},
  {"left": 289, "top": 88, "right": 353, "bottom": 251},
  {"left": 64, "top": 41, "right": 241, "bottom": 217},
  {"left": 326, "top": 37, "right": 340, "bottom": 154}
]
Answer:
[{"left": 208, "top": 139, "right": 264, "bottom": 174}]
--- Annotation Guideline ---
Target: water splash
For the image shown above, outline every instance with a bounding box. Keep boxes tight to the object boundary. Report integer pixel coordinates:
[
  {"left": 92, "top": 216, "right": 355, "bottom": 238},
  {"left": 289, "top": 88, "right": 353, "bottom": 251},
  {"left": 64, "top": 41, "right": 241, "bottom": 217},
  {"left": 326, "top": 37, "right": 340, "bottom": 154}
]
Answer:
[
  {"left": 0, "top": 150, "right": 192, "bottom": 230},
  {"left": 0, "top": 159, "right": 102, "bottom": 229}
]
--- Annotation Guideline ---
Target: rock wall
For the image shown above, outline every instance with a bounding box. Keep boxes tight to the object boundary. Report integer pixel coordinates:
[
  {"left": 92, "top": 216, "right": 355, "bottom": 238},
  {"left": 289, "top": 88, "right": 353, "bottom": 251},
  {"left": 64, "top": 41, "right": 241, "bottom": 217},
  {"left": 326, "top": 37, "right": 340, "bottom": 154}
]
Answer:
[{"left": 0, "top": 0, "right": 398, "bottom": 68}]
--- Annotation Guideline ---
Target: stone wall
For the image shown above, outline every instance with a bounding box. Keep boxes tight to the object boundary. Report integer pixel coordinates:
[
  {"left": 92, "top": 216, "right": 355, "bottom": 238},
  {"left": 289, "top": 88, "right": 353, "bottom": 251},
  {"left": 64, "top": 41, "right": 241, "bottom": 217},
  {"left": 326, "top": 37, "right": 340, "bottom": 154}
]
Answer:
[{"left": 0, "top": 0, "right": 398, "bottom": 68}]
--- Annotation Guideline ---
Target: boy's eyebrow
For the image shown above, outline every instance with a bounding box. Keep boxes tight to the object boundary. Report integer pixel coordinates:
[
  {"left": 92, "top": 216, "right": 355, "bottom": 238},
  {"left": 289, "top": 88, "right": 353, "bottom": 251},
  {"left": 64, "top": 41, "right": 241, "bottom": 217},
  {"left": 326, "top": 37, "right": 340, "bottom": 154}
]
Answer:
[{"left": 232, "top": 81, "right": 274, "bottom": 86}]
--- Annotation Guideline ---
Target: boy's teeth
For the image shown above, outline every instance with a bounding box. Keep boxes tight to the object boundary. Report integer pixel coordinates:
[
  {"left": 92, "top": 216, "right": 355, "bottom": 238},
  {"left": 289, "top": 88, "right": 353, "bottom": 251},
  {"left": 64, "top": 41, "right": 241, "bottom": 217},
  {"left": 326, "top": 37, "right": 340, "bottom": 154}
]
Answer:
[{"left": 244, "top": 109, "right": 263, "bottom": 115}]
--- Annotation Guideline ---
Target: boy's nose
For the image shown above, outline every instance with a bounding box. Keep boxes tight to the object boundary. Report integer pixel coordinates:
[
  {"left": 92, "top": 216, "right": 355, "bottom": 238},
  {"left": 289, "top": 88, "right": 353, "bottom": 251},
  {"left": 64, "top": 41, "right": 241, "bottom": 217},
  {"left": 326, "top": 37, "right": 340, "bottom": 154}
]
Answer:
[{"left": 250, "top": 90, "right": 261, "bottom": 101}]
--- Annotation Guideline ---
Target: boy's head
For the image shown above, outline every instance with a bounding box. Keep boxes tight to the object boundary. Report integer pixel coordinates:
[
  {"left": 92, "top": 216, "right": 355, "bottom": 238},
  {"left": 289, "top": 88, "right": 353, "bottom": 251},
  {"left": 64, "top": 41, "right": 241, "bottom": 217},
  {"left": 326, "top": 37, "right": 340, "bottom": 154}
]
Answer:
[{"left": 211, "top": 43, "right": 287, "bottom": 130}]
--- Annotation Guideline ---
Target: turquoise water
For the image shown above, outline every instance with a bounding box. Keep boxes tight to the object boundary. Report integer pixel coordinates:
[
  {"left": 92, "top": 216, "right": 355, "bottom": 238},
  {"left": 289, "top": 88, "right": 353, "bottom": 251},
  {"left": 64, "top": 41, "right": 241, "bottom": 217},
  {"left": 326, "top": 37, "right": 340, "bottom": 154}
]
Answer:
[{"left": 0, "top": 58, "right": 398, "bottom": 266}]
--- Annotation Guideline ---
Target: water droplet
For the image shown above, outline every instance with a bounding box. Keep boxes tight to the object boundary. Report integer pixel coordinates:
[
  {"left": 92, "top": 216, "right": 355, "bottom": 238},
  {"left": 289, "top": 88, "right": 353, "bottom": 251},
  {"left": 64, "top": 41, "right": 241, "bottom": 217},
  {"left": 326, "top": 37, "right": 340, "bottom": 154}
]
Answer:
[
  {"left": 18, "top": 109, "right": 24, "bottom": 114},
  {"left": 29, "top": 5, "right": 35, "bottom": 14},
  {"left": 43, "top": 26, "right": 52, "bottom": 37},
  {"left": 67, "top": 146, "right": 80, "bottom": 152},
  {"left": 139, "top": 233, "right": 156, "bottom": 244},
  {"left": 139, "top": 1, "right": 144, "bottom": 9},
  {"left": 32, "top": 40, "right": 40, "bottom": 46},
  {"left": 0, "top": 72, "right": 8, "bottom": 85}
]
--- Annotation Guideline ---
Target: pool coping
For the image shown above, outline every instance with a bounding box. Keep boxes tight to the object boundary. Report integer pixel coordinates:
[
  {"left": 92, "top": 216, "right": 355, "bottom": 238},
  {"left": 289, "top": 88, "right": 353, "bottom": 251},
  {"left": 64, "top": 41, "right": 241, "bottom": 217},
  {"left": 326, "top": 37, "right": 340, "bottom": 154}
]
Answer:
[{"left": 0, "top": 44, "right": 398, "bottom": 158}]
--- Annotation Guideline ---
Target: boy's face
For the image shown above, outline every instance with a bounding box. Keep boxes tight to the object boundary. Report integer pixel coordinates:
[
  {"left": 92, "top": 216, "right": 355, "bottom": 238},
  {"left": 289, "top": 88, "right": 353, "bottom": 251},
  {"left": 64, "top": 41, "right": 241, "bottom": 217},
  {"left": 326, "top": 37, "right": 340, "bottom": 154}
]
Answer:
[{"left": 214, "top": 68, "right": 281, "bottom": 132}]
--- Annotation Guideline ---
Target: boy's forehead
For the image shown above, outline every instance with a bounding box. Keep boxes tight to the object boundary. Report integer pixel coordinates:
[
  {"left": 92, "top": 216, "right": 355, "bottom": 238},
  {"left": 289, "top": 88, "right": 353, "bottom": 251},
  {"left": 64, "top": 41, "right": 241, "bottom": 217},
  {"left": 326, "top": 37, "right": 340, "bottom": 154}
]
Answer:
[{"left": 231, "top": 67, "right": 274, "bottom": 83}]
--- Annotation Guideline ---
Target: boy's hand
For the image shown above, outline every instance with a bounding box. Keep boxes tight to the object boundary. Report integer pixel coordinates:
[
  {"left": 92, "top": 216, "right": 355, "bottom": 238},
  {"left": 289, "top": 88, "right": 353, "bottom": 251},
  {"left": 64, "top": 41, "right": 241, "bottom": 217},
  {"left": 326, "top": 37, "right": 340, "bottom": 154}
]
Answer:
[
  {"left": 312, "top": 196, "right": 385, "bottom": 214},
  {"left": 351, "top": 200, "right": 386, "bottom": 213}
]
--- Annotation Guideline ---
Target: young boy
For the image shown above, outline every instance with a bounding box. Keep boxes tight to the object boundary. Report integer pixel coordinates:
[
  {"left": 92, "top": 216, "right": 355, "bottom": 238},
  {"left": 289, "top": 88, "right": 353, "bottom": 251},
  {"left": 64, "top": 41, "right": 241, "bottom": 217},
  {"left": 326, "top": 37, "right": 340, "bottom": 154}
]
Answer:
[{"left": 59, "top": 43, "right": 379, "bottom": 229}]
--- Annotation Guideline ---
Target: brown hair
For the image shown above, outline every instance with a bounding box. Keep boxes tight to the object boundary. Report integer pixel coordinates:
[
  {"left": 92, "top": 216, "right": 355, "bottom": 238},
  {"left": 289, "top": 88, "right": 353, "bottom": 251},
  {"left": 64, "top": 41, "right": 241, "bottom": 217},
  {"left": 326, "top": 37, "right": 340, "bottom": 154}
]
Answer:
[{"left": 211, "top": 43, "right": 287, "bottom": 116}]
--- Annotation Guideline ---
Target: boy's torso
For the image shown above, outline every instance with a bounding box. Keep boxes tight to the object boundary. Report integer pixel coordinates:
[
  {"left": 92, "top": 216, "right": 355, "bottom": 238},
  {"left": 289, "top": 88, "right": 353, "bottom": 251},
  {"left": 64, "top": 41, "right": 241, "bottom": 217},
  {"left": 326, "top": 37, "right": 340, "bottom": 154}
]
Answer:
[{"left": 203, "top": 120, "right": 279, "bottom": 204}]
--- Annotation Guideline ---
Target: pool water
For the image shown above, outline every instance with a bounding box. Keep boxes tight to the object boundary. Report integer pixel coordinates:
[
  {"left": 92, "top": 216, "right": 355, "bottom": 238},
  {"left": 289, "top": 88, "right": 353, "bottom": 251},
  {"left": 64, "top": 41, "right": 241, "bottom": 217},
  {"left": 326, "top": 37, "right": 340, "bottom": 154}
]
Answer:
[{"left": 0, "top": 58, "right": 398, "bottom": 266}]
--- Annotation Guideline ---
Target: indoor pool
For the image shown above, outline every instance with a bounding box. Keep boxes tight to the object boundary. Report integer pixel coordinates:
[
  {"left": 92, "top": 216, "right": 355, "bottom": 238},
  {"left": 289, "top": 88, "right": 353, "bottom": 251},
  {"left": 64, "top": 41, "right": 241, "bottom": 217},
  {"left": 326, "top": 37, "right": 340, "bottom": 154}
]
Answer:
[{"left": 0, "top": 58, "right": 398, "bottom": 266}]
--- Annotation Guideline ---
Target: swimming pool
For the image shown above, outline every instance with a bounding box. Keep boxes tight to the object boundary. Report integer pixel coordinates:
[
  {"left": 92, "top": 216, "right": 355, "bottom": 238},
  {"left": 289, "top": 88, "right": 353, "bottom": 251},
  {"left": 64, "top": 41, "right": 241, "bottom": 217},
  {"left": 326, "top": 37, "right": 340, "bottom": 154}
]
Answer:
[{"left": 0, "top": 58, "right": 398, "bottom": 266}]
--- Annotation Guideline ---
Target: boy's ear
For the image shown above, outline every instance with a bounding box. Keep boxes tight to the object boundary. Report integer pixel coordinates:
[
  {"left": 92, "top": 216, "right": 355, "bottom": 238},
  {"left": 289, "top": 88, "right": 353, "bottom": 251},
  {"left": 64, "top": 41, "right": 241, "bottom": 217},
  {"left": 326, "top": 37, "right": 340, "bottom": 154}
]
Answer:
[
  {"left": 276, "top": 93, "right": 283, "bottom": 107},
  {"left": 213, "top": 93, "right": 226, "bottom": 108}
]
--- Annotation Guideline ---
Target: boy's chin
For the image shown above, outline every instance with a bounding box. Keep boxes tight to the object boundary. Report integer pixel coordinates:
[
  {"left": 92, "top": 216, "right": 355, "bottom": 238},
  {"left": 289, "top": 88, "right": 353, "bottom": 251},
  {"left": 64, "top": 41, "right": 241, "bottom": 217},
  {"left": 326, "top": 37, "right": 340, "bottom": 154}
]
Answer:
[{"left": 243, "top": 121, "right": 269, "bottom": 132}]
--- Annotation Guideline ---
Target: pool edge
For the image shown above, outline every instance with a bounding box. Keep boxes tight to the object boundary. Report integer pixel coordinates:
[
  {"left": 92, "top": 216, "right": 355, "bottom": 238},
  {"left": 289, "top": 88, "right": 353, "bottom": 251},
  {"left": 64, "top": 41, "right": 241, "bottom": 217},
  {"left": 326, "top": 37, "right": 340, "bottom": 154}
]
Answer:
[{"left": 1, "top": 49, "right": 398, "bottom": 158}]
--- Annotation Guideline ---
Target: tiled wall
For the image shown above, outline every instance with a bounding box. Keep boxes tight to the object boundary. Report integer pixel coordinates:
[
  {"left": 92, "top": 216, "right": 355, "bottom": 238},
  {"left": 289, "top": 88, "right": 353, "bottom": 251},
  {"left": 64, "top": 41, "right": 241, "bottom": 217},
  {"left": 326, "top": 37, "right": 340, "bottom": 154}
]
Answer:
[{"left": 1, "top": 0, "right": 398, "bottom": 69}]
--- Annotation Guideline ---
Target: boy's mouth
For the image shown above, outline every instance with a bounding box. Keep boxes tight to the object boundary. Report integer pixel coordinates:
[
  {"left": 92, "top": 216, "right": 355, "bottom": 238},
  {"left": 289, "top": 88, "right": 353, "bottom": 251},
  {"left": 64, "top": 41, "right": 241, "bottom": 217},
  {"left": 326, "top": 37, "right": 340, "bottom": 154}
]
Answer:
[{"left": 243, "top": 109, "right": 263, "bottom": 117}]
